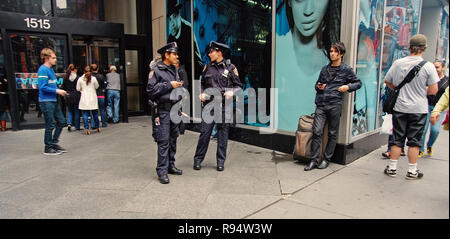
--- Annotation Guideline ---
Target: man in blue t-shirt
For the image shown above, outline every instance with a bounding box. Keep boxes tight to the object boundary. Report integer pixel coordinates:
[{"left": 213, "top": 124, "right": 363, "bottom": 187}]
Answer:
[{"left": 38, "top": 48, "right": 67, "bottom": 155}]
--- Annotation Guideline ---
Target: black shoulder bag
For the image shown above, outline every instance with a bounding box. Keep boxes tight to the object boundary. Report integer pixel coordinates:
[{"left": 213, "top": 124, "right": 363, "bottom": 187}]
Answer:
[{"left": 383, "top": 61, "right": 427, "bottom": 114}]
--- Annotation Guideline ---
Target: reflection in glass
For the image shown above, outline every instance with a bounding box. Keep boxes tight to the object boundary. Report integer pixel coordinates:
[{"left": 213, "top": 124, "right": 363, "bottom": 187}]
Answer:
[
  {"left": 9, "top": 34, "right": 67, "bottom": 125},
  {"left": 193, "top": 0, "right": 272, "bottom": 127},
  {"left": 0, "top": 0, "right": 52, "bottom": 16},
  {"left": 56, "top": 0, "right": 103, "bottom": 21},
  {"left": 352, "top": 0, "right": 385, "bottom": 136},
  {"left": 378, "top": 0, "right": 422, "bottom": 128}
]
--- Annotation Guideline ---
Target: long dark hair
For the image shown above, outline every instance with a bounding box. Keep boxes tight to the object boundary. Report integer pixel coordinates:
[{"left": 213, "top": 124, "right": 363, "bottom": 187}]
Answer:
[
  {"left": 285, "top": 0, "right": 341, "bottom": 58},
  {"left": 84, "top": 65, "right": 92, "bottom": 85},
  {"left": 65, "top": 64, "right": 75, "bottom": 80}
]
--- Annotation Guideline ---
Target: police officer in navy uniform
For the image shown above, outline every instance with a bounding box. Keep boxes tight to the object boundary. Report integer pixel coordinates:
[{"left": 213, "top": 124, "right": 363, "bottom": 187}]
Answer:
[
  {"left": 193, "top": 41, "right": 243, "bottom": 171},
  {"left": 147, "top": 42, "right": 184, "bottom": 184}
]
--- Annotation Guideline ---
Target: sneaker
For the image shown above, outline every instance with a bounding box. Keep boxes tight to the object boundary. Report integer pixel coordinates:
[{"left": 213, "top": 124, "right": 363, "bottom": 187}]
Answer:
[
  {"left": 400, "top": 150, "right": 406, "bottom": 156},
  {"left": 427, "top": 147, "right": 433, "bottom": 156},
  {"left": 52, "top": 144, "right": 67, "bottom": 153},
  {"left": 418, "top": 151, "right": 424, "bottom": 158},
  {"left": 382, "top": 151, "right": 391, "bottom": 159},
  {"left": 384, "top": 166, "right": 397, "bottom": 177},
  {"left": 406, "top": 170, "right": 424, "bottom": 180},
  {"left": 43, "top": 147, "right": 62, "bottom": 155},
  {"left": 67, "top": 125, "right": 72, "bottom": 132}
]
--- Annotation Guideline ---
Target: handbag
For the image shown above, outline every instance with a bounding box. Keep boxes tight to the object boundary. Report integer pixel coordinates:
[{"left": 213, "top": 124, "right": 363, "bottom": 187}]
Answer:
[{"left": 383, "top": 61, "right": 427, "bottom": 114}]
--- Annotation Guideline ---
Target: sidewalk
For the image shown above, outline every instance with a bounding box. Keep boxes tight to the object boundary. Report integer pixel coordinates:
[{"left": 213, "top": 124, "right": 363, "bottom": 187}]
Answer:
[{"left": 0, "top": 116, "right": 448, "bottom": 219}]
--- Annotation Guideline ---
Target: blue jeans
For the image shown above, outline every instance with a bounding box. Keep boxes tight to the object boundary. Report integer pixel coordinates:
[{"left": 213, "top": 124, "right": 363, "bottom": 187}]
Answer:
[
  {"left": 420, "top": 105, "right": 446, "bottom": 152},
  {"left": 39, "top": 101, "right": 66, "bottom": 149},
  {"left": 98, "top": 97, "right": 107, "bottom": 127},
  {"left": 107, "top": 90, "right": 120, "bottom": 123},
  {"left": 82, "top": 110, "right": 99, "bottom": 130},
  {"left": 66, "top": 104, "right": 80, "bottom": 130}
]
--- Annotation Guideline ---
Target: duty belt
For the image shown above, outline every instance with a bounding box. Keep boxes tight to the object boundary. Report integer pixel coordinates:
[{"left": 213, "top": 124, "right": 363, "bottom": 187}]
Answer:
[{"left": 158, "top": 102, "right": 173, "bottom": 111}]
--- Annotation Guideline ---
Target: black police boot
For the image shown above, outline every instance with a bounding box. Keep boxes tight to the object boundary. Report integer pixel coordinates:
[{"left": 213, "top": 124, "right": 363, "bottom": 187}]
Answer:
[
  {"left": 168, "top": 167, "right": 183, "bottom": 175},
  {"left": 158, "top": 174, "right": 170, "bottom": 184},
  {"left": 304, "top": 160, "right": 318, "bottom": 171},
  {"left": 217, "top": 165, "right": 224, "bottom": 171},
  {"left": 193, "top": 163, "right": 202, "bottom": 170},
  {"left": 318, "top": 159, "right": 329, "bottom": 169}
]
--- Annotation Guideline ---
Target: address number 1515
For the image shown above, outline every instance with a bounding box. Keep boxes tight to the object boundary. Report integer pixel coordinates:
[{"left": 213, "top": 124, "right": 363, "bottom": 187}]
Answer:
[{"left": 24, "top": 17, "right": 51, "bottom": 30}]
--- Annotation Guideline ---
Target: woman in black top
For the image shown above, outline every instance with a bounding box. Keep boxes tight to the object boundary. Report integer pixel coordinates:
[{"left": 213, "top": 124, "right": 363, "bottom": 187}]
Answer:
[
  {"left": 62, "top": 64, "right": 81, "bottom": 131},
  {"left": 419, "top": 60, "right": 449, "bottom": 157}
]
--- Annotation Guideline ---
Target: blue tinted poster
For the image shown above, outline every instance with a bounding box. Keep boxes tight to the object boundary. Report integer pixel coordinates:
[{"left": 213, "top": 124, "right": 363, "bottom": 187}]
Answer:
[
  {"left": 193, "top": 0, "right": 272, "bottom": 127},
  {"left": 377, "top": 0, "right": 422, "bottom": 127},
  {"left": 352, "top": 0, "right": 385, "bottom": 136},
  {"left": 436, "top": 9, "right": 449, "bottom": 61},
  {"left": 275, "top": 0, "right": 341, "bottom": 132}
]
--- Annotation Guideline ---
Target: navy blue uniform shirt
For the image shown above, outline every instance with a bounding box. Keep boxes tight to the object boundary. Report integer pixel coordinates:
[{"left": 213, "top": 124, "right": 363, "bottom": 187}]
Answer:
[
  {"left": 147, "top": 61, "right": 180, "bottom": 104},
  {"left": 201, "top": 59, "right": 242, "bottom": 94}
]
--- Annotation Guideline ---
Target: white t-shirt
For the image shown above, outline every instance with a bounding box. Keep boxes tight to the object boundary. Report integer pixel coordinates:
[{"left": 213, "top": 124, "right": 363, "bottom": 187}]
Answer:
[{"left": 385, "top": 56, "right": 439, "bottom": 114}]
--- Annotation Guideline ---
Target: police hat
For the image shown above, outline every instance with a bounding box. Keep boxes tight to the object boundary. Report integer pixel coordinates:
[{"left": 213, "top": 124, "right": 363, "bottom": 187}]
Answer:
[
  {"left": 157, "top": 42, "right": 178, "bottom": 55},
  {"left": 207, "top": 41, "right": 230, "bottom": 53},
  {"left": 167, "top": 0, "right": 183, "bottom": 16}
]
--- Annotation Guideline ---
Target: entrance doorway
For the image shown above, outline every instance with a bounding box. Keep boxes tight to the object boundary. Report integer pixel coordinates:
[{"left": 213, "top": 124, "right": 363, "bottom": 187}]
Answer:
[{"left": 72, "top": 36, "right": 120, "bottom": 75}]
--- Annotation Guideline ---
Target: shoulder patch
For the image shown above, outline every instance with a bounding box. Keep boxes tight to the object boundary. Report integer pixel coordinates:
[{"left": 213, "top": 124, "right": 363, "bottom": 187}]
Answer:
[
  {"left": 233, "top": 68, "right": 239, "bottom": 77},
  {"left": 149, "top": 70, "right": 155, "bottom": 79}
]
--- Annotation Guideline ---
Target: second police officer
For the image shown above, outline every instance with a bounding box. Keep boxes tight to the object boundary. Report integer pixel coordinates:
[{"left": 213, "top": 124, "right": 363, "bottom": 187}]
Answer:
[
  {"left": 147, "top": 42, "right": 185, "bottom": 184},
  {"left": 193, "top": 41, "right": 243, "bottom": 171}
]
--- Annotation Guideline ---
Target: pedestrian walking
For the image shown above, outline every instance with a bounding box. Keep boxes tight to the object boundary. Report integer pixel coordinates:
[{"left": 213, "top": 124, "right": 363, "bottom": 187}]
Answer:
[
  {"left": 37, "top": 48, "right": 68, "bottom": 155},
  {"left": 77, "top": 65, "right": 100, "bottom": 135},
  {"left": 419, "top": 60, "right": 449, "bottom": 157},
  {"left": 383, "top": 34, "right": 439, "bottom": 180},
  {"left": 430, "top": 87, "right": 449, "bottom": 129},
  {"left": 193, "top": 41, "right": 243, "bottom": 172},
  {"left": 304, "top": 42, "right": 362, "bottom": 171},
  {"left": 147, "top": 42, "right": 184, "bottom": 184}
]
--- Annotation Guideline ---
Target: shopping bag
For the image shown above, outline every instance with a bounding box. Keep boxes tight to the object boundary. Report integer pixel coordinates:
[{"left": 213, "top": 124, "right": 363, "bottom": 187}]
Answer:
[{"left": 380, "top": 114, "right": 393, "bottom": 135}]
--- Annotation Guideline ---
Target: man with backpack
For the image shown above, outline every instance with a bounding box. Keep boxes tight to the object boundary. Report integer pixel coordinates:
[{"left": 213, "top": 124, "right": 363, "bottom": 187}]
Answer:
[{"left": 383, "top": 34, "right": 438, "bottom": 180}]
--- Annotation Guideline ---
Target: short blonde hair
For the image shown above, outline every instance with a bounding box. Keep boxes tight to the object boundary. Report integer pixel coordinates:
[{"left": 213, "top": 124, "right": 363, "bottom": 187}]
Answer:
[{"left": 40, "top": 48, "right": 55, "bottom": 62}]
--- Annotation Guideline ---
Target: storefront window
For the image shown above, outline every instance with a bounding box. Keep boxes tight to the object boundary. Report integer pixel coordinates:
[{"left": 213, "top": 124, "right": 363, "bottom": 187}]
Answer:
[
  {"left": 377, "top": 0, "right": 422, "bottom": 127},
  {"left": 0, "top": 0, "right": 52, "bottom": 16},
  {"left": 55, "top": 0, "right": 104, "bottom": 21},
  {"left": 191, "top": 0, "right": 272, "bottom": 127},
  {"left": 352, "top": 0, "right": 385, "bottom": 137},
  {"left": 275, "top": 0, "right": 342, "bottom": 132},
  {"left": 436, "top": 9, "right": 449, "bottom": 61},
  {"left": 9, "top": 33, "right": 67, "bottom": 124}
]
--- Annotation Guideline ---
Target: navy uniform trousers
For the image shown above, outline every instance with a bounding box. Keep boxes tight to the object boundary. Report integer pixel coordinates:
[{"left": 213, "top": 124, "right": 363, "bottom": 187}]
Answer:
[
  {"left": 194, "top": 108, "right": 231, "bottom": 166},
  {"left": 153, "top": 110, "right": 179, "bottom": 176}
]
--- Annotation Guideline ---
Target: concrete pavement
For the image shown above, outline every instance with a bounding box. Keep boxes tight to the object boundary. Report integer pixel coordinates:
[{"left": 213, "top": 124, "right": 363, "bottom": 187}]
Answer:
[{"left": 0, "top": 116, "right": 448, "bottom": 219}]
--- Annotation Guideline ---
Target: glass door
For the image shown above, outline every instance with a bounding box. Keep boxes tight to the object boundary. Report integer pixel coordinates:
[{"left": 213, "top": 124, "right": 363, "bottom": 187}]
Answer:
[
  {"left": 125, "top": 49, "right": 145, "bottom": 114},
  {"left": 9, "top": 32, "right": 68, "bottom": 126}
]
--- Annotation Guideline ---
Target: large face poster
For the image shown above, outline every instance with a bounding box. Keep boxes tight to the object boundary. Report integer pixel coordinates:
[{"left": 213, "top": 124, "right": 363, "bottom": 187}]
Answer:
[
  {"left": 352, "top": 0, "right": 385, "bottom": 137},
  {"left": 193, "top": 0, "right": 272, "bottom": 127},
  {"left": 166, "top": 0, "right": 203, "bottom": 108},
  {"left": 275, "top": 0, "right": 341, "bottom": 132},
  {"left": 377, "top": 0, "right": 422, "bottom": 127}
]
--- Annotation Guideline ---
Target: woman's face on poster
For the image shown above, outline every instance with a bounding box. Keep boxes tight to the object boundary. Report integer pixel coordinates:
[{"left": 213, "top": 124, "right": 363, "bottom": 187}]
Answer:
[{"left": 290, "top": 0, "right": 329, "bottom": 37}]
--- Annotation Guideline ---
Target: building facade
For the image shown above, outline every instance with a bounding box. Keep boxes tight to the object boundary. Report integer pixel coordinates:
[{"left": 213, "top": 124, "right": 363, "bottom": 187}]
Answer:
[{"left": 1, "top": 0, "right": 448, "bottom": 164}]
